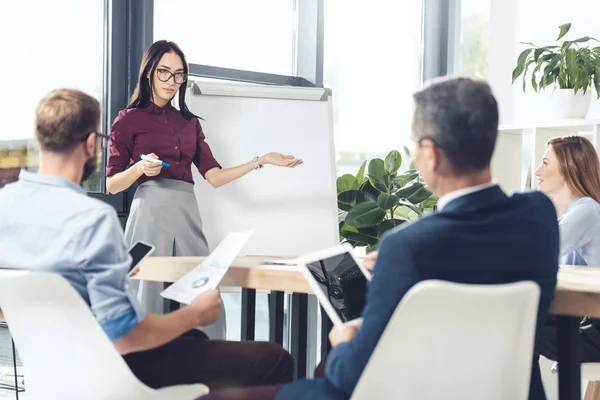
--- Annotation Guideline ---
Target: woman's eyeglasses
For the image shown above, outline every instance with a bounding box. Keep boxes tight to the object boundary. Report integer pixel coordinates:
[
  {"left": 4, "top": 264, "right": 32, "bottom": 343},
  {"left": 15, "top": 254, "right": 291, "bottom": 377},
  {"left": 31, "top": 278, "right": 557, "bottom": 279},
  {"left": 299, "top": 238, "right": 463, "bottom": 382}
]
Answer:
[{"left": 156, "top": 68, "right": 188, "bottom": 85}]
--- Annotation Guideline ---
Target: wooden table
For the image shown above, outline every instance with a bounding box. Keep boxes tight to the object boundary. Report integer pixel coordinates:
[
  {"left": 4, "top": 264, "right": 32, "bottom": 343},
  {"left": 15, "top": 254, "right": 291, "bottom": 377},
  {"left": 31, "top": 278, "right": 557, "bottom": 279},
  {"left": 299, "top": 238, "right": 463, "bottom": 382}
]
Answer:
[
  {"left": 135, "top": 256, "right": 312, "bottom": 293},
  {"left": 136, "top": 258, "right": 600, "bottom": 400}
]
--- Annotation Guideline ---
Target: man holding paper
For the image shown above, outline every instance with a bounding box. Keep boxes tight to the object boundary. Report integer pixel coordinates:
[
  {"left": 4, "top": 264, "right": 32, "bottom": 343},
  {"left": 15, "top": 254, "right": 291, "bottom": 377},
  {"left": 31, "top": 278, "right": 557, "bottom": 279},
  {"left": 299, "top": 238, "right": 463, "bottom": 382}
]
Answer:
[{"left": 0, "top": 89, "right": 293, "bottom": 392}]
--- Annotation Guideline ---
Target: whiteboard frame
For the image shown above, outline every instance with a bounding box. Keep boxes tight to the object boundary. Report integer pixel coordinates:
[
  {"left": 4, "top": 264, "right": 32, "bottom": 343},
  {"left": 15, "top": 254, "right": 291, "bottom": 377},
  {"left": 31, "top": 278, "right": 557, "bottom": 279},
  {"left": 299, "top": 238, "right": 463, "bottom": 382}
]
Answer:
[{"left": 189, "top": 80, "right": 332, "bottom": 102}]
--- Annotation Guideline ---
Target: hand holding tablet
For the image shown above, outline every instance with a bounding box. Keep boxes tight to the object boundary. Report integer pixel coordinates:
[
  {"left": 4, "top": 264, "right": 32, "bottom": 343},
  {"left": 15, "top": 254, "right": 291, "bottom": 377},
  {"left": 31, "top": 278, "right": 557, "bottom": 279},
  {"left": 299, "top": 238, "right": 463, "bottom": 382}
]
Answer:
[{"left": 329, "top": 318, "right": 363, "bottom": 347}]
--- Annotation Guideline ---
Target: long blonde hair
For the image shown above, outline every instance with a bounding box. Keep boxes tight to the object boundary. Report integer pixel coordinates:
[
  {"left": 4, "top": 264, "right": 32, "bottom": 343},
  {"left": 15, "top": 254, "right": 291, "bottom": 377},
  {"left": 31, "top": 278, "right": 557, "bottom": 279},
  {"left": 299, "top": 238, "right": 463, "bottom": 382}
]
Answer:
[{"left": 548, "top": 136, "right": 600, "bottom": 203}]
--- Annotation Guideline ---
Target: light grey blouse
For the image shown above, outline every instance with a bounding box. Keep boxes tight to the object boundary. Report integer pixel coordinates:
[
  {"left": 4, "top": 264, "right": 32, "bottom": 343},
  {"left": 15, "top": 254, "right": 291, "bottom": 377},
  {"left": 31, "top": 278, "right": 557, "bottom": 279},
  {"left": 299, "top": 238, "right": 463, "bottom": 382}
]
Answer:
[{"left": 559, "top": 197, "right": 600, "bottom": 266}]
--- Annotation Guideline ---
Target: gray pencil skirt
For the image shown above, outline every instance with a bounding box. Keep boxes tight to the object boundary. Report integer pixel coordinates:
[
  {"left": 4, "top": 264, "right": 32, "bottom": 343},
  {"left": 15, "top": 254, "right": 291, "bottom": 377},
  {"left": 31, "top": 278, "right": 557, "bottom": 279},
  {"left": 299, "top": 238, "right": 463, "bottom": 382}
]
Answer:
[{"left": 125, "top": 178, "right": 226, "bottom": 338}]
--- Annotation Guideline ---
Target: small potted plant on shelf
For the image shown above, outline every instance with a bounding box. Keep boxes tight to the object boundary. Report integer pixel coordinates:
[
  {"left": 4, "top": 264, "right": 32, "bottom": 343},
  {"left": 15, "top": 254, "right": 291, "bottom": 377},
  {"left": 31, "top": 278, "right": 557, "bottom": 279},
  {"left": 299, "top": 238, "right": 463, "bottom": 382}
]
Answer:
[
  {"left": 512, "top": 23, "right": 600, "bottom": 118},
  {"left": 337, "top": 150, "right": 437, "bottom": 252}
]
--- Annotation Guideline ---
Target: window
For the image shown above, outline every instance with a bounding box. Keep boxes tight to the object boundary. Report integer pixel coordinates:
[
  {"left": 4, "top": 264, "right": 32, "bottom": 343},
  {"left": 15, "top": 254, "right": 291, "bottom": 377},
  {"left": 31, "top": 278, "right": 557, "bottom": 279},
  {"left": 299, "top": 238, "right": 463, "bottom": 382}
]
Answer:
[
  {"left": 154, "top": 0, "right": 296, "bottom": 76},
  {"left": 324, "top": 0, "right": 424, "bottom": 176},
  {"left": 0, "top": 0, "right": 105, "bottom": 191},
  {"left": 459, "top": 0, "right": 490, "bottom": 79}
]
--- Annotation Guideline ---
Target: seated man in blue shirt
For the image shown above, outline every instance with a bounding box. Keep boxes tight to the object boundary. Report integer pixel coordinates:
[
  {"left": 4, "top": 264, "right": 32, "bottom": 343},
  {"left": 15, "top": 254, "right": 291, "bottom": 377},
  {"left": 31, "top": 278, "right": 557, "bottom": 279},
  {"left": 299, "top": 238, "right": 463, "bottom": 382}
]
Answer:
[
  {"left": 274, "top": 77, "right": 559, "bottom": 399},
  {"left": 0, "top": 89, "right": 292, "bottom": 394}
]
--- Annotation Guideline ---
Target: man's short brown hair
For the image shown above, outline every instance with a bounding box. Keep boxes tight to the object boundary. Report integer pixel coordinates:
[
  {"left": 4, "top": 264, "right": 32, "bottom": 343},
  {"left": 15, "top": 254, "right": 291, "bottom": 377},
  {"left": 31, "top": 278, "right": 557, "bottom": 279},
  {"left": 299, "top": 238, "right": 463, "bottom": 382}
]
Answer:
[{"left": 35, "top": 89, "right": 101, "bottom": 153}]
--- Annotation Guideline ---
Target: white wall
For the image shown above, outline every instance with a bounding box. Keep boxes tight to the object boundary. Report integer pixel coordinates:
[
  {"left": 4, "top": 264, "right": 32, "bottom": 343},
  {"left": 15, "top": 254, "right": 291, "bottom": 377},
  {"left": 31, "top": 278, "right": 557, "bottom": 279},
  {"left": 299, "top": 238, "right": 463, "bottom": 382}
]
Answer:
[{"left": 488, "top": 0, "right": 600, "bottom": 124}]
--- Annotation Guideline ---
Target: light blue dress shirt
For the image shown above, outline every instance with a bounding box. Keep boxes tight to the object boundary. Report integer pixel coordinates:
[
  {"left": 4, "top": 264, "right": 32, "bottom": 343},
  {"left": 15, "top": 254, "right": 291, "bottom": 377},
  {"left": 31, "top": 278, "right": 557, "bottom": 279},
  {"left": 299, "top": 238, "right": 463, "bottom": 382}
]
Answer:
[
  {"left": 0, "top": 171, "right": 145, "bottom": 340},
  {"left": 559, "top": 197, "right": 600, "bottom": 266}
]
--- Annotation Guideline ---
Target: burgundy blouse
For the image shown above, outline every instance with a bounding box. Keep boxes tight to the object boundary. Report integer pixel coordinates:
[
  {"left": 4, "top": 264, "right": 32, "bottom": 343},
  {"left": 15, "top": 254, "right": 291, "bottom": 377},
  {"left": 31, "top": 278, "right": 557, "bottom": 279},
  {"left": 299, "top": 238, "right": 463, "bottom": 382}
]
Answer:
[{"left": 106, "top": 103, "right": 221, "bottom": 185}]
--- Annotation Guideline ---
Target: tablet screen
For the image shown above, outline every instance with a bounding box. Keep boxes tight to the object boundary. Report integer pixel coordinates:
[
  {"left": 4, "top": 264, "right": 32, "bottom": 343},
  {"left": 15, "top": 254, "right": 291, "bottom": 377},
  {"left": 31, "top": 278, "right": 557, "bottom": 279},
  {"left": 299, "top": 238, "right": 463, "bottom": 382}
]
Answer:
[{"left": 305, "top": 252, "right": 368, "bottom": 323}]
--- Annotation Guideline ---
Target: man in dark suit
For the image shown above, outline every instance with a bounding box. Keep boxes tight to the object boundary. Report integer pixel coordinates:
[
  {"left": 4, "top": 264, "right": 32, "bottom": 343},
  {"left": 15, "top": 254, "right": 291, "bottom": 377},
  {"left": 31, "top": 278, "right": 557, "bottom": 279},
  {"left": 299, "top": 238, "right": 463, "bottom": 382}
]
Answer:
[
  {"left": 274, "top": 77, "right": 559, "bottom": 400},
  {"left": 197, "top": 77, "right": 559, "bottom": 400}
]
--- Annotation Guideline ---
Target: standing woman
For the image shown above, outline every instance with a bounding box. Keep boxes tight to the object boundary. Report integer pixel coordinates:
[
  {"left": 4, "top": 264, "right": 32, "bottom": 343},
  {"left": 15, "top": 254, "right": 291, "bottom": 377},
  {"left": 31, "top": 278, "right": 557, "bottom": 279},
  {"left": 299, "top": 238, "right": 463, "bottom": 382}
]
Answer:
[{"left": 106, "top": 40, "right": 302, "bottom": 333}]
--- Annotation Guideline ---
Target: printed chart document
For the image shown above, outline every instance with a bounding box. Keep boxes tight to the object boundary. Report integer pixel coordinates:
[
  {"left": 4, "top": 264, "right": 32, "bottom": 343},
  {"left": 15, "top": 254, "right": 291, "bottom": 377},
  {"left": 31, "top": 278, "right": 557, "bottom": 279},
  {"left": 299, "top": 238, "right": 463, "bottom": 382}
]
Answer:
[{"left": 161, "top": 230, "right": 254, "bottom": 304}]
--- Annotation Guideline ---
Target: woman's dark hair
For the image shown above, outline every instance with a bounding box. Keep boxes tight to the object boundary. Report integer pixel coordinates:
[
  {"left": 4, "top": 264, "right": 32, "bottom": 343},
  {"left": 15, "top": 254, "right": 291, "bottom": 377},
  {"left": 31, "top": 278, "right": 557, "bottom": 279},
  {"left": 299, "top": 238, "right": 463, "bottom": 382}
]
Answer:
[{"left": 127, "top": 40, "right": 198, "bottom": 120}]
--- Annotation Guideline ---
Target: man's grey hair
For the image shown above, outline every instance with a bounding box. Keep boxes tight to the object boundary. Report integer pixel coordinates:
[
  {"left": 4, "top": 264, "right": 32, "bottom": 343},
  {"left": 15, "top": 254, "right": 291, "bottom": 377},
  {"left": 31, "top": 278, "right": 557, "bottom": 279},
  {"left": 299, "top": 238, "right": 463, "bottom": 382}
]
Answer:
[{"left": 412, "top": 77, "right": 499, "bottom": 173}]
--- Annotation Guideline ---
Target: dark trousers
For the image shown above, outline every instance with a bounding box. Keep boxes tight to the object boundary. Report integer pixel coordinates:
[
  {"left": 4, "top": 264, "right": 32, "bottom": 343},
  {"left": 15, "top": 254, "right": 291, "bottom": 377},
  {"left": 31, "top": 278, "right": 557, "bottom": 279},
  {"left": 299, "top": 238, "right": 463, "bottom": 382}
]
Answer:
[
  {"left": 200, "top": 356, "right": 331, "bottom": 399},
  {"left": 123, "top": 330, "right": 293, "bottom": 393},
  {"left": 537, "top": 316, "right": 600, "bottom": 362}
]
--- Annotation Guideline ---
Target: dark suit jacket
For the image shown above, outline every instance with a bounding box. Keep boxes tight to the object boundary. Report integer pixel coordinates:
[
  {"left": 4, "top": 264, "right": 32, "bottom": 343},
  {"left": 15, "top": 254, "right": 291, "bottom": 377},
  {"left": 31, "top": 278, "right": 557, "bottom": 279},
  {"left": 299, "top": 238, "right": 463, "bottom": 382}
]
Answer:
[{"left": 277, "top": 186, "right": 559, "bottom": 400}]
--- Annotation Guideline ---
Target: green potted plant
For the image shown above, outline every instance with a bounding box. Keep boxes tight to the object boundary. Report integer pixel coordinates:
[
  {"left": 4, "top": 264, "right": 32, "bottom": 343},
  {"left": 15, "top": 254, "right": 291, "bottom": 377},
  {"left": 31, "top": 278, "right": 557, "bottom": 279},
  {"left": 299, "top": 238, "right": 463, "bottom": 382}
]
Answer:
[
  {"left": 512, "top": 23, "right": 600, "bottom": 118},
  {"left": 337, "top": 150, "right": 437, "bottom": 252}
]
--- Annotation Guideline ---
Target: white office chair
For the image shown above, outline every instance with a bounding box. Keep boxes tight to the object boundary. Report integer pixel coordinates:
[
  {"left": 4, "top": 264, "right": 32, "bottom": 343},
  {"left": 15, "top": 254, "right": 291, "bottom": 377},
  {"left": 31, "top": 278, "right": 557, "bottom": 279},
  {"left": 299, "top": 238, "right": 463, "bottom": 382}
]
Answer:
[
  {"left": 0, "top": 270, "right": 209, "bottom": 400},
  {"left": 350, "top": 280, "right": 541, "bottom": 400}
]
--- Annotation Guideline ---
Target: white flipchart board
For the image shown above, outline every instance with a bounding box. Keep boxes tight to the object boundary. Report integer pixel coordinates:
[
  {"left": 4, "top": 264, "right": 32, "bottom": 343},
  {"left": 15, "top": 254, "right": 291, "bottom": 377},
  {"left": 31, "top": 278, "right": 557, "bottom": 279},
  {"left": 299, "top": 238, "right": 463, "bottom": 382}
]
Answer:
[{"left": 186, "top": 81, "right": 338, "bottom": 256}]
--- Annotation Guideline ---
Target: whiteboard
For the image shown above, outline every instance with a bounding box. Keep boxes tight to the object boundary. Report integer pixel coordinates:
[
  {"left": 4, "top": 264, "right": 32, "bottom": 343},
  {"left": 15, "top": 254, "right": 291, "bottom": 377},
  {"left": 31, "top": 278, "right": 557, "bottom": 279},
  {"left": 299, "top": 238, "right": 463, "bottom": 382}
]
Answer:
[{"left": 186, "top": 81, "right": 338, "bottom": 257}]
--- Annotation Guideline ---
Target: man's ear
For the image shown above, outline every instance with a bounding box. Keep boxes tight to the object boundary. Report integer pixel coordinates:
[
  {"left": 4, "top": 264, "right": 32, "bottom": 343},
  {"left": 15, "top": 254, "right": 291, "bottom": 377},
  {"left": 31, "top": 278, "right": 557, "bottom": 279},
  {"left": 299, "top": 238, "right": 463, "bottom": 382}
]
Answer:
[
  {"left": 84, "top": 133, "right": 96, "bottom": 157},
  {"left": 430, "top": 143, "right": 441, "bottom": 172},
  {"left": 420, "top": 140, "right": 438, "bottom": 173}
]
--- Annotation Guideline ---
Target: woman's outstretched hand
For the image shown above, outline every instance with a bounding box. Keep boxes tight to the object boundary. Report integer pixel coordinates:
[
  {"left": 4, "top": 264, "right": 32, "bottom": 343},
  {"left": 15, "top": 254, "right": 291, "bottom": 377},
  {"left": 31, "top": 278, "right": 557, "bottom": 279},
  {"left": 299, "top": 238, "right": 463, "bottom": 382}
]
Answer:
[{"left": 259, "top": 153, "right": 303, "bottom": 168}]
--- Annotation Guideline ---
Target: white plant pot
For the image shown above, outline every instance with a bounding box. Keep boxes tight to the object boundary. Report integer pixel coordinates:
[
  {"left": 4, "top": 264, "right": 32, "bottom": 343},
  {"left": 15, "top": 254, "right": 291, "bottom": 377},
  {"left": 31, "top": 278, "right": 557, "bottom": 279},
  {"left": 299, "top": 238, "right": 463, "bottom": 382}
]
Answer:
[{"left": 552, "top": 88, "right": 592, "bottom": 118}]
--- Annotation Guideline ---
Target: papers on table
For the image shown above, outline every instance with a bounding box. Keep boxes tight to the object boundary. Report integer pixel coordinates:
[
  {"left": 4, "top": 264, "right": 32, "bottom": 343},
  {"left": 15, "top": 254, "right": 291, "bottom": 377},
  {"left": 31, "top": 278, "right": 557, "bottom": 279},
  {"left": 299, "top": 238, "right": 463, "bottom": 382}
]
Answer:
[{"left": 160, "top": 230, "right": 254, "bottom": 304}]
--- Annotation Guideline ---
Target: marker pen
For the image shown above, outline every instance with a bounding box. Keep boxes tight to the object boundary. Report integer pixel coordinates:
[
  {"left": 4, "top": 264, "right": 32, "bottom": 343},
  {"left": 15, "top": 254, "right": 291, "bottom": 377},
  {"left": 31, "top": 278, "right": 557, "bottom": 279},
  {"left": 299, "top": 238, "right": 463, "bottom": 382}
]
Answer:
[{"left": 140, "top": 154, "right": 171, "bottom": 168}]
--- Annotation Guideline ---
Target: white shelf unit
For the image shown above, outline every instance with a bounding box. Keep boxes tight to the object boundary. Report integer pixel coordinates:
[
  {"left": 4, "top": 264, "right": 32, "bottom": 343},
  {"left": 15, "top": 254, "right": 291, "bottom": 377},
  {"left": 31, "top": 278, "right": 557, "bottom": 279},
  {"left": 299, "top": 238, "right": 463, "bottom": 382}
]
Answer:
[{"left": 491, "top": 120, "right": 600, "bottom": 193}]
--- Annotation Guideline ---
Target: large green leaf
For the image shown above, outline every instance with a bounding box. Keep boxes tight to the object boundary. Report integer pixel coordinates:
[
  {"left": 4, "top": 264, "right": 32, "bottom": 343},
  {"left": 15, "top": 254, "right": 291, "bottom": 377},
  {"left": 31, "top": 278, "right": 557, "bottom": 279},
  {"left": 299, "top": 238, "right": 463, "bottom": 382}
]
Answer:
[
  {"left": 359, "top": 226, "right": 379, "bottom": 237},
  {"left": 533, "top": 48, "right": 545, "bottom": 62},
  {"left": 580, "top": 50, "right": 595, "bottom": 76},
  {"left": 340, "top": 231, "right": 378, "bottom": 246},
  {"left": 368, "top": 175, "right": 388, "bottom": 192},
  {"left": 421, "top": 194, "right": 438, "bottom": 209},
  {"left": 384, "top": 150, "right": 402, "bottom": 174},
  {"left": 338, "top": 190, "right": 358, "bottom": 204},
  {"left": 565, "top": 47, "right": 578, "bottom": 88},
  {"left": 356, "top": 191, "right": 377, "bottom": 204},
  {"left": 540, "top": 54, "right": 561, "bottom": 88},
  {"left": 378, "top": 219, "right": 405, "bottom": 237},
  {"left": 340, "top": 222, "right": 357, "bottom": 233},
  {"left": 512, "top": 49, "right": 533, "bottom": 83},
  {"left": 340, "top": 223, "right": 378, "bottom": 246},
  {"left": 557, "top": 23, "right": 571, "bottom": 41},
  {"left": 336, "top": 174, "right": 358, "bottom": 194},
  {"left": 531, "top": 63, "right": 542, "bottom": 92},
  {"left": 338, "top": 201, "right": 353, "bottom": 212},
  {"left": 355, "top": 161, "right": 367, "bottom": 184},
  {"left": 377, "top": 194, "right": 400, "bottom": 210},
  {"left": 345, "top": 201, "right": 386, "bottom": 229},
  {"left": 340, "top": 223, "right": 378, "bottom": 247},
  {"left": 338, "top": 190, "right": 377, "bottom": 213},
  {"left": 541, "top": 53, "right": 557, "bottom": 62},
  {"left": 367, "top": 158, "right": 388, "bottom": 192},
  {"left": 564, "top": 36, "right": 599, "bottom": 46},
  {"left": 522, "top": 59, "right": 536, "bottom": 92},
  {"left": 393, "top": 171, "right": 419, "bottom": 189},
  {"left": 395, "top": 183, "right": 424, "bottom": 199},
  {"left": 407, "top": 186, "right": 433, "bottom": 204},
  {"left": 359, "top": 179, "right": 382, "bottom": 197},
  {"left": 338, "top": 190, "right": 377, "bottom": 205},
  {"left": 396, "top": 200, "right": 423, "bottom": 216}
]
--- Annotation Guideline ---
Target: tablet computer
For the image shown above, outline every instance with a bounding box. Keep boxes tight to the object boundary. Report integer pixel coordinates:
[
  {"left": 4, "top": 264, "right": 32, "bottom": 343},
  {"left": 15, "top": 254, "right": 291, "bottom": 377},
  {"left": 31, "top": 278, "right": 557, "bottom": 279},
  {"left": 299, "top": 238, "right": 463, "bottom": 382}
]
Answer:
[
  {"left": 296, "top": 243, "right": 372, "bottom": 326},
  {"left": 127, "top": 241, "right": 155, "bottom": 276}
]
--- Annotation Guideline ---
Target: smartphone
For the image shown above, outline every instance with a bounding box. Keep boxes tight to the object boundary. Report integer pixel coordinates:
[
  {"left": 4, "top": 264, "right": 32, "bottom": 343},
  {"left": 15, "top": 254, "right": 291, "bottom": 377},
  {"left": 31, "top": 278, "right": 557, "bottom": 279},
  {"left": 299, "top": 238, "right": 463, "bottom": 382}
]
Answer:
[{"left": 128, "top": 241, "right": 155, "bottom": 276}]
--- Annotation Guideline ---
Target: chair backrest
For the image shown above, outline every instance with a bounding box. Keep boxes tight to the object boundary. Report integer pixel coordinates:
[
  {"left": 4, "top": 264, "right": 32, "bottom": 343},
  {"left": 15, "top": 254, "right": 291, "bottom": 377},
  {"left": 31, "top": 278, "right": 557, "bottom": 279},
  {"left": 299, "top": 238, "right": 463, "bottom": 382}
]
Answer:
[
  {"left": 351, "top": 280, "right": 541, "bottom": 400},
  {"left": 0, "top": 270, "right": 157, "bottom": 400}
]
